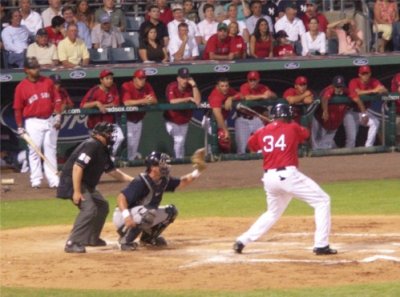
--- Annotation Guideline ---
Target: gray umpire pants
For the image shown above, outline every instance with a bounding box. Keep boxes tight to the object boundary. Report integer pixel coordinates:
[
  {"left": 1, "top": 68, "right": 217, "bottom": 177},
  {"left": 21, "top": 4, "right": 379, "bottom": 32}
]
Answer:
[{"left": 67, "top": 186, "right": 109, "bottom": 245}]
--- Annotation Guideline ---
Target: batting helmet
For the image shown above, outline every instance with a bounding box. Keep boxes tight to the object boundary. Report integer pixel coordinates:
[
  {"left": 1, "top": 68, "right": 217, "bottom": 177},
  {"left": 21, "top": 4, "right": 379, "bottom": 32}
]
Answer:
[
  {"left": 145, "top": 151, "right": 171, "bottom": 177},
  {"left": 217, "top": 129, "right": 231, "bottom": 153},
  {"left": 92, "top": 122, "right": 115, "bottom": 145},
  {"left": 270, "top": 103, "right": 292, "bottom": 120}
]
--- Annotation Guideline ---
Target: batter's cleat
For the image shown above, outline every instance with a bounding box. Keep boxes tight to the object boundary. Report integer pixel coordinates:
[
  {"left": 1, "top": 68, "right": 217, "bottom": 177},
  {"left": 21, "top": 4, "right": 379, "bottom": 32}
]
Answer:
[
  {"left": 86, "top": 238, "right": 107, "bottom": 247},
  {"left": 120, "top": 242, "right": 138, "bottom": 251},
  {"left": 233, "top": 241, "right": 244, "bottom": 254},
  {"left": 64, "top": 241, "right": 86, "bottom": 253},
  {"left": 313, "top": 245, "right": 337, "bottom": 255},
  {"left": 140, "top": 236, "right": 168, "bottom": 247}
]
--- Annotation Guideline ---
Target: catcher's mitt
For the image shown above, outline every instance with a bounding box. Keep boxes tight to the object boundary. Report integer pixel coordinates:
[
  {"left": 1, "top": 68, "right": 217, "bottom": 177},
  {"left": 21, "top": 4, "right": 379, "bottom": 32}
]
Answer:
[{"left": 191, "top": 147, "right": 207, "bottom": 171}]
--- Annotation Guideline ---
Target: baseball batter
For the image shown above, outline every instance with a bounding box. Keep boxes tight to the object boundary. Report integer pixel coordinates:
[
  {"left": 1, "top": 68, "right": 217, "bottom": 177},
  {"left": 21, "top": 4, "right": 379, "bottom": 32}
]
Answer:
[
  {"left": 236, "top": 71, "right": 276, "bottom": 154},
  {"left": 121, "top": 69, "right": 157, "bottom": 160},
  {"left": 80, "top": 69, "right": 124, "bottom": 157},
  {"left": 344, "top": 65, "right": 387, "bottom": 148},
  {"left": 164, "top": 67, "right": 201, "bottom": 159},
  {"left": 13, "top": 57, "right": 61, "bottom": 188},
  {"left": 233, "top": 103, "right": 337, "bottom": 256}
]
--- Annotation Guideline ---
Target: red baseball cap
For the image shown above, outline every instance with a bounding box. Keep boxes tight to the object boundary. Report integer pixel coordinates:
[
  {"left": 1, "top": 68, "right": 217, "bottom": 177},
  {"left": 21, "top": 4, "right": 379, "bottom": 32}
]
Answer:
[
  {"left": 133, "top": 69, "right": 146, "bottom": 79},
  {"left": 358, "top": 65, "right": 371, "bottom": 75},
  {"left": 247, "top": 71, "right": 260, "bottom": 80},
  {"left": 99, "top": 69, "right": 113, "bottom": 79},
  {"left": 295, "top": 76, "right": 308, "bottom": 85}
]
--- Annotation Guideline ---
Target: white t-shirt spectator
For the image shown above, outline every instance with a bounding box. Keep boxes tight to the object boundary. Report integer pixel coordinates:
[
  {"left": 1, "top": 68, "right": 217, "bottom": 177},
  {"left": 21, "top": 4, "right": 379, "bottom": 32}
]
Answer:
[
  {"left": 41, "top": 7, "right": 62, "bottom": 28},
  {"left": 1, "top": 25, "right": 29, "bottom": 53},
  {"left": 274, "top": 15, "right": 305, "bottom": 42},
  {"left": 168, "top": 19, "right": 201, "bottom": 39},
  {"left": 168, "top": 36, "right": 199, "bottom": 62},
  {"left": 301, "top": 31, "right": 327, "bottom": 56},
  {"left": 91, "top": 24, "right": 125, "bottom": 48},
  {"left": 197, "top": 19, "right": 218, "bottom": 42},
  {"left": 21, "top": 10, "right": 43, "bottom": 36}
]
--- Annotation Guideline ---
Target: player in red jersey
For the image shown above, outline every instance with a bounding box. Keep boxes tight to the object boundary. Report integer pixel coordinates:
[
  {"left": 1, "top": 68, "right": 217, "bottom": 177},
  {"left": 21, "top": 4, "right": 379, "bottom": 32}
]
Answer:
[
  {"left": 80, "top": 69, "right": 124, "bottom": 157},
  {"left": 121, "top": 69, "right": 158, "bottom": 160},
  {"left": 208, "top": 77, "right": 242, "bottom": 152},
  {"left": 13, "top": 57, "right": 62, "bottom": 188},
  {"left": 233, "top": 103, "right": 337, "bottom": 256},
  {"left": 49, "top": 74, "right": 74, "bottom": 111},
  {"left": 391, "top": 73, "right": 400, "bottom": 144},
  {"left": 164, "top": 67, "right": 201, "bottom": 159}
]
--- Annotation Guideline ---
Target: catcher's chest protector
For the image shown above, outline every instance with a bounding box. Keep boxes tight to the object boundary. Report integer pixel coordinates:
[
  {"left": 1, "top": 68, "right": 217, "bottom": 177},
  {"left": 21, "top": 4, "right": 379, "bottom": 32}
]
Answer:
[{"left": 139, "top": 173, "right": 170, "bottom": 207}]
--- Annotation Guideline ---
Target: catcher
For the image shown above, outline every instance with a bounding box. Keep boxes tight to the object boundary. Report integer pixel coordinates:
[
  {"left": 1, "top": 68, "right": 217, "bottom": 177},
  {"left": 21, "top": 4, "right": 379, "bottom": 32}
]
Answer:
[{"left": 113, "top": 148, "right": 206, "bottom": 251}]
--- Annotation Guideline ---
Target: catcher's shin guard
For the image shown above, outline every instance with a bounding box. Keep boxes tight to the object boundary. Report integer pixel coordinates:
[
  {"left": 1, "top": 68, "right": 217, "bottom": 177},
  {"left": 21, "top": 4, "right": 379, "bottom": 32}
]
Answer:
[{"left": 118, "top": 226, "right": 142, "bottom": 245}]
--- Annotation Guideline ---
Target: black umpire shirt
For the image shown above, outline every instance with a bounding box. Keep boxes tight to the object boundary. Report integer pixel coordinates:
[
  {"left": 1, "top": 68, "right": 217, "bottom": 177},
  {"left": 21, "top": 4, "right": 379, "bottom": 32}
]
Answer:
[{"left": 56, "top": 138, "right": 115, "bottom": 198}]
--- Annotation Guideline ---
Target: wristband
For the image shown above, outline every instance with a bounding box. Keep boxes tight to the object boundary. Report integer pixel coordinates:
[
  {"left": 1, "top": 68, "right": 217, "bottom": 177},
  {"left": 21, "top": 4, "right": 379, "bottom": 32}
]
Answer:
[
  {"left": 122, "top": 209, "right": 130, "bottom": 219},
  {"left": 191, "top": 169, "right": 201, "bottom": 178}
]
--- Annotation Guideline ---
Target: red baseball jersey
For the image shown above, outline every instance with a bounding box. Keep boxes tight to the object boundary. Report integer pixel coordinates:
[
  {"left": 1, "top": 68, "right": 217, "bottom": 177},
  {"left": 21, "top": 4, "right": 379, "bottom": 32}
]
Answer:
[
  {"left": 247, "top": 120, "right": 309, "bottom": 170},
  {"left": 13, "top": 76, "right": 61, "bottom": 126},
  {"left": 45, "top": 26, "right": 64, "bottom": 46},
  {"left": 348, "top": 77, "right": 383, "bottom": 111},
  {"left": 59, "top": 87, "right": 74, "bottom": 109},
  {"left": 254, "top": 38, "right": 272, "bottom": 58},
  {"left": 208, "top": 86, "right": 240, "bottom": 119},
  {"left": 283, "top": 87, "right": 311, "bottom": 123},
  {"left": 273, "top": 44, "right": 295, "bottom": 57},
  {"left": 80, "top": 84, "right": 120, "bottom": 129},
  {"left": 315, "top": 85, "right": 349, "bottom": 130},
  {"left": 121, "top": 81, "right": 156, "bottom": 123},
  {"left": 230, "top": 35, "right": 247, "bottom": 56},
  {"left": 391, "top": 74, "right": 400, "bottom": 113},
  {"left": 240, "top": 82, "right": 271, "bottom": 114},
  {"left": 203, "top": 34, "right": 232, "bottom": 60},
  {"left": 164, "top": 81, "right": 194, "bottom": 125}
]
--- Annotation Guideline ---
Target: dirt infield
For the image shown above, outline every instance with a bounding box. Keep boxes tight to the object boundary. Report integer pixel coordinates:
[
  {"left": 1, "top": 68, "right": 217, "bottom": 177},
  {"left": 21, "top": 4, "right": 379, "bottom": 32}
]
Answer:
[{"left": 1, "top": 153, "right": 400, "bottom": 291}]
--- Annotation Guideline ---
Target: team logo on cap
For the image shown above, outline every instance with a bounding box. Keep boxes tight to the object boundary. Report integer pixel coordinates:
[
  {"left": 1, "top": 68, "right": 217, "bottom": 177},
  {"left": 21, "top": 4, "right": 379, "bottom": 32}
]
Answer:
[
  {"left": 284, "top": 62, "right": 300, "bottom": 69},
  {"left": 0, "top": 74, "right": 13, "bottom": 82},
  {"left": 353, "top": 58, "right": 369, "bottom": 66},
  {"left": 214, "top": 65, "right": 230, "bottom": 72},
  {"left": 143, "top": 68, "right": 158, "bottom": 76},
  {"left": 69, "top": 70, "right": 87, "bottom": 79}
]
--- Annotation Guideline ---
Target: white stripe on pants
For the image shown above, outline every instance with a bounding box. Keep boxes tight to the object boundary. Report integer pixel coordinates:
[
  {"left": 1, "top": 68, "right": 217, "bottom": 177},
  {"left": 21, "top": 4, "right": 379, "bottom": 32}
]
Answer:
[
  {"left": 165, "top": 121, "right": 189, "bottom": 159},
  {"left": 126, "top": 120, "right": 143, "bottom": 160}
]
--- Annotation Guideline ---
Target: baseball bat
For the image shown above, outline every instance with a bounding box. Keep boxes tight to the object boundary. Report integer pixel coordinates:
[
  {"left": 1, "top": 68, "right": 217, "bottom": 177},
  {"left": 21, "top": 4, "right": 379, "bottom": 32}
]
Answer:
[
  {"left": 21, "top": 133, "right": 59, "bottom": 176},
  {"left": 236, "top": 103, "right": 272, "bottom": 123}
]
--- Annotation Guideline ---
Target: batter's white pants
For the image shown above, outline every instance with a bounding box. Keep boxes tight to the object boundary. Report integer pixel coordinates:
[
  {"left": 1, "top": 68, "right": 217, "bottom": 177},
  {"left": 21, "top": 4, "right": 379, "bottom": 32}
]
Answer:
[
  {"left": 25, "top": 117, "right": 59, "bottom": 188},
  {"left": 237, "top": 166, "right": 332, "bottom": 248},
  {"left": 126, "top": 120, "right": 143, "bottom": 160},
  {"left": 311, "top": 117, "right": 337, "bottom": 149},
  {"left": 165, "top": 121, "right": 189, "bottom": 159},
  {"left": 235, "top": 117, "right": 264, "bottom": 154},
  {"left": 343, "top": 110, "right": 380, "bottom": 148}
]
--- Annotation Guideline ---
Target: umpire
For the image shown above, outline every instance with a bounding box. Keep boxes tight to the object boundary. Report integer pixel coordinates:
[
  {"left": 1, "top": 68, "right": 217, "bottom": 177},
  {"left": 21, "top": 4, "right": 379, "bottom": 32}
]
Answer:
[{"left": 57, "top": 122, "right": 134, "bottom": 253}]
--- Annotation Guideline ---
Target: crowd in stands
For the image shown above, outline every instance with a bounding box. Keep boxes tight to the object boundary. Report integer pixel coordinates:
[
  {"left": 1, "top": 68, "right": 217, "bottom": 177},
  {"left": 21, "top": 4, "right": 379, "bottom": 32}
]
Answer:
[{"left": 1, "top": 0, "right": 399, "bottom": 68}]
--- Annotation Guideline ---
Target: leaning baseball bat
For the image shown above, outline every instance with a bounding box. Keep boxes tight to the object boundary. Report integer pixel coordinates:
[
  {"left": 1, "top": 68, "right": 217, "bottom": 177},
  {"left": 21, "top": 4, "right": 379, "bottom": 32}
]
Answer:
[
  {"left": 21, "top": 133, "right": 59, "bottom": 175},
  {"left": 236, "top": 103, "right": 272, "bottom": 123}
]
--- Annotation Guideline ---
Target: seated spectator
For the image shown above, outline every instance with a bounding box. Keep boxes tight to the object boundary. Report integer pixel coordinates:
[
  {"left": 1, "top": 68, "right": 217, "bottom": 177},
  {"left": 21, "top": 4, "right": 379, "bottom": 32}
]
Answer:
[
  {"left": 19, "top": 0, "right": 42, "bottom": 37},
  {"left": 228, "top": 21, "right": 246, "bottom": 59},
  {"left": 373, "top": 0, "right": 399, "bottom": 53},
  {"left": 223, "top": 4, "right": 250, "bottom": 42},
  {"left": 168, "top": 22, "right": 199, "bottom": 62},
  {"left": 183, "top": 0, "right": 199, "bottom": 23},
  {"left": 223, "top": 0, "right": 251, "bottom": 21},
  {"left": 246, "top": 0, "right": 273, "bottom": 35},
  {"left": 301, "top": 0, "right": 328, "bottom": 33},
  {"left": 57, "top": 23, "right": 90, "bottom": 67},
  {"left": 26, "top": 28, "right": 58, "bottom": 67},
  {"left": 139, "top": 24, "right": 168, "bottom": 63},
  {"left": 152, "top": 0, "right": 173, "bottom": 25},
  {"left": 62, "top": 6, "right": 91, "bottom": 49},
  {"left": 91, "top": 14, "right": 124, "bottom": 49},
  {"left": 168, "top": 3, "right": 201, "bottom": 45},
  {"left": 203, "top": 22, "right": 233, "bottom": 60},
  {"left": 301, "top": 17, "right": 327, "bottom": 56},
  {"left": 49, "top": 74, "right": 74, "bottom": 112},
  {"left": 76, "top": 0, "right": 95, "bottom": 30},
  {"left": 0, "top": 0, "right": 7, "bottom": 67},
  {"left": 139, "top": 5, "right": 169, "bottom": 46},
  {"left": 250, "top": 17, "right": 273, "bottom": 58},
  {"left": 327, "top": 18, "right": 363, "bottom": 55},
  {"left": 273, "top": 30, "right": 295, "bottom": 57},
  {"left": 95, "top": 0, "right": 127, "bottom": 32},
  {"left": 41, "top": 0, "right": 63, "bottom": 28},
  {"left": 197, "top": 3, "right": 218, "bottom": 45},
  {"left": 277, "top": 0, "right": 306, "bottom": 19},
  {"left": 198, "top": 0, "right": 225, "bottom": 23},
  {"left": 45, "top": 15, "right": 65, "bottom": 46},
  {"left": 1, "top": 9, "right": 29, "bottom": 68}
]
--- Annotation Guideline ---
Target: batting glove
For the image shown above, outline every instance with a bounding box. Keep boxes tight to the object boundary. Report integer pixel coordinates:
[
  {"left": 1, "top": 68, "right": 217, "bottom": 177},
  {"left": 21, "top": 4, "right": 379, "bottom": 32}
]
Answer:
[{"left": 17, "top": 127, "right": 26, "bottom": 136}]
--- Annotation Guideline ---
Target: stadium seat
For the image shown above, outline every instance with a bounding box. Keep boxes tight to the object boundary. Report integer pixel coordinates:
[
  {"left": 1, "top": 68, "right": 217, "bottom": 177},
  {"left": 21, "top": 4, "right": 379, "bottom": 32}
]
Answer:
[
  {"left": 126, "top": 16, "right": 143, "bottom": 32},
  {"left": 89, "top": 48, "right": 110, "bottom": 64},
  {"left": 122, "top": 31, "right": 140, "bottom": 48},
  {"left": 110, "top": 47, "right": 137, "bottom": 63}
]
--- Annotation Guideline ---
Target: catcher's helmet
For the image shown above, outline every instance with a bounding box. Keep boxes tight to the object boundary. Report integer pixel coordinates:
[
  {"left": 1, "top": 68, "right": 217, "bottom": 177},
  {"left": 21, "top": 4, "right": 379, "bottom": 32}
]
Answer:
[
  {"left": 92, "top": 122, "right": 115, "bottom": 145},
  {"left": 145, "top": 151, "right": 171, "bottom": 176},
  {"left": 270, "top": 103, "right": 292, "bottom": 120}
]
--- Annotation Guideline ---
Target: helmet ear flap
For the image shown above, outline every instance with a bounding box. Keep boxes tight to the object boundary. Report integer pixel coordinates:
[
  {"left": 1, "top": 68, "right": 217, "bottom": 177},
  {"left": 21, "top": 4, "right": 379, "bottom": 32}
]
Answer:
[{"left": 271, "top": 103, "right": 292, "bottom": 120}]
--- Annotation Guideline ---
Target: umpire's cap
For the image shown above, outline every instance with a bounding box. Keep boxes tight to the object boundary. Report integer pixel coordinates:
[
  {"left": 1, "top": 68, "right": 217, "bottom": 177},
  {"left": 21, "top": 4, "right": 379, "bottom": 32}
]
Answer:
[
  {"left": 271, "top": 103, "right": 292, "bottom": 120},
  {"left": 24, "top": 57, "right": 40, "bottom": 69}
]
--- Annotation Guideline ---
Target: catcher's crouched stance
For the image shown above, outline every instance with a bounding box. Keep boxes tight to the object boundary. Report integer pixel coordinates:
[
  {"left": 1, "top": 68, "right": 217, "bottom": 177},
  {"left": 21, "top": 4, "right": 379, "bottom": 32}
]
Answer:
[{"left": 113, "top": 148, "right": 206, "bottom": 251}]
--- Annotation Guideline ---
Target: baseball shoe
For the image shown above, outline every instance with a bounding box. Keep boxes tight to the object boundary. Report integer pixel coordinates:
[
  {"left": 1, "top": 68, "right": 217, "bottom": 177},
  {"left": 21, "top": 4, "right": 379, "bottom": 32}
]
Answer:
[
  {"left": 86, "top": 238, "right": 107, "bottom": 247},
  {"left": 120, "top": 242, "right": 138, "bottom": 251},
  {"left": 233, "top": 241, "right": 244, "bottom": 254},
  {"left": 140, "top": 236, "right": 168, "bottom": 247},
  {"left": 313, "top": 245, "right": 337, "bottom": 255},
  {"left": 64, "top": 241, "right": 86, "bottom": 253}
]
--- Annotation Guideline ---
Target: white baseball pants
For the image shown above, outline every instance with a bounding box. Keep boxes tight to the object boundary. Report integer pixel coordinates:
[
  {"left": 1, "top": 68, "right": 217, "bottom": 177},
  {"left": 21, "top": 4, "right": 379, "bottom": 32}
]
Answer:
[
  {"left": 343, "top": 110, "right": 380, "bottom": 148},
  {"left": 165, "top": 121, "right": 189, "bottom": 159},
  {"left": 237, "top": 166, "right": 332, "bottom": 248},
  {"left": 126, "top": 120, "right": 143, "bottom": 160},
  {"left": 113, "top": 206, "right": 170, "bottom": 231},
  {"left": 311, "top": 117, "right": 337, "bottom": 149},
  {"left": 25, "top": 117, "right": 59, "bottom": 188},
  {"left": 235, "top": 117, "right": 264, "bottom": 154}
]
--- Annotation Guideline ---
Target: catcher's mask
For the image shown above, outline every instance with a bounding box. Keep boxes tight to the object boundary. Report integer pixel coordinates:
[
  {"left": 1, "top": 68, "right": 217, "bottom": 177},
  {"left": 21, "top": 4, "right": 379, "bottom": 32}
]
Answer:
[
  {"left": 145, "top": 151, "right": 171, "bottom": 177},
  {"left": 92, "top": 122, "right": 116, "bottom": 146},
  {"left": 270, "top": 103, "right": 292, "bottom": 121}
]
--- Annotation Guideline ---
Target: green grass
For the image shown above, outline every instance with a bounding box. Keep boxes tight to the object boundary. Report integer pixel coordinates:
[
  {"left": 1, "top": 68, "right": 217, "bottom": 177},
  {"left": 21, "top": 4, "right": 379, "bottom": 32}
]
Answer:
[
  {"left": 1, "top": 179, "right": 399, "bottom": 229},
  {"left": 2, "top": 282, "right": 400, "bottom": 297}
]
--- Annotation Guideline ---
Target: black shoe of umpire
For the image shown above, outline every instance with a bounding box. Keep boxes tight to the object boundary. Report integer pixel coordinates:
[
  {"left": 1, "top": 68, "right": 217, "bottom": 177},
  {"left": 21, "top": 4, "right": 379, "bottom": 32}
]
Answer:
[
  {"left": 233, "top": 241, "right": 244, "bottom": 254},
  {"left": 64, "top": 241, "right": 86, "bottom": 253},
  {"left": 86, "top": 238, "right": 107, "bottom": 247},
  {"left": 313, "top": 245, "right": 337, "bottom": 255}
]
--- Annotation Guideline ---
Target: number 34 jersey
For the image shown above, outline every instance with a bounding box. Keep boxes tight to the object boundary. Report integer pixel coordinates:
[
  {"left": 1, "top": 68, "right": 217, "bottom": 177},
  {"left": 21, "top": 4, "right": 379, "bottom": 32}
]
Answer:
[{"left": 247, "top": 121, "right": 310, "bottom": 170}]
